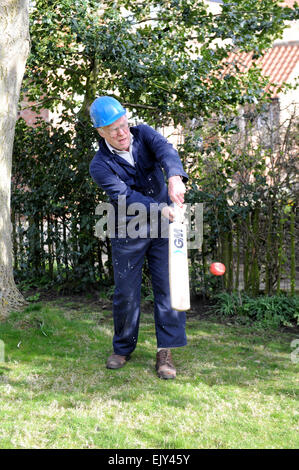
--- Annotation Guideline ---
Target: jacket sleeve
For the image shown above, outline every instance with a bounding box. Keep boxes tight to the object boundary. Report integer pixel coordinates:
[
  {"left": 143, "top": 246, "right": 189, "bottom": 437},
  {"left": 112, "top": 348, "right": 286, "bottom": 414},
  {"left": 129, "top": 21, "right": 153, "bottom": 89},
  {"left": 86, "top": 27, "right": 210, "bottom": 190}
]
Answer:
[
  {"left": 142, "top": 125, "right": 188, "bottom": 182},
  {"left": 89, "top": 157, "right": 164, "bottom": 214}
]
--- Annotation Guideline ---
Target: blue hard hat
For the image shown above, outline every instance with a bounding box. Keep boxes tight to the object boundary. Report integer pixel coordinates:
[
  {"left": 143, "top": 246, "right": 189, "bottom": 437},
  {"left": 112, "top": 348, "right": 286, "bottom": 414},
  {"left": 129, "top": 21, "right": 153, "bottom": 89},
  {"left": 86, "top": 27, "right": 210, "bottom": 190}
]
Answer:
[{"left": 90, "top": 96, "right": 126, "bottom": 128}]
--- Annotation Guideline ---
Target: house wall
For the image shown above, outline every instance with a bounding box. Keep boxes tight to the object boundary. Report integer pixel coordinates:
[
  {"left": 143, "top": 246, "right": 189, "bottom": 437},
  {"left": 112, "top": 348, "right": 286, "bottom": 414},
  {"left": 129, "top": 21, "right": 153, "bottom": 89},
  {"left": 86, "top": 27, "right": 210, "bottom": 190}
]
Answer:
[{"left": 19, "top": 100, "right": 50, "bottom": 126}]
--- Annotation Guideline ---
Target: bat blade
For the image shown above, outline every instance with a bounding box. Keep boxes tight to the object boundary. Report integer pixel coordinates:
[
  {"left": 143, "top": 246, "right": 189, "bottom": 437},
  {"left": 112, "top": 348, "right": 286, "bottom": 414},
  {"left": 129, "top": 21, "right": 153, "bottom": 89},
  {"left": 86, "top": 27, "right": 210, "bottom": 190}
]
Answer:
[{"left": 169, "top": 218, "right": 190, "bottom": 312}]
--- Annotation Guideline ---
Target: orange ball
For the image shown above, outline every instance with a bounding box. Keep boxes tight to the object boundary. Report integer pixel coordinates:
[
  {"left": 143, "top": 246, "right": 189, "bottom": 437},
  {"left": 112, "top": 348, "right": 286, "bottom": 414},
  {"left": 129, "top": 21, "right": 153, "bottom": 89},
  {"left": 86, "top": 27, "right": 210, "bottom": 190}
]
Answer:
[{"left": 210, "top": 262, "right": 226, "bottom": 276}]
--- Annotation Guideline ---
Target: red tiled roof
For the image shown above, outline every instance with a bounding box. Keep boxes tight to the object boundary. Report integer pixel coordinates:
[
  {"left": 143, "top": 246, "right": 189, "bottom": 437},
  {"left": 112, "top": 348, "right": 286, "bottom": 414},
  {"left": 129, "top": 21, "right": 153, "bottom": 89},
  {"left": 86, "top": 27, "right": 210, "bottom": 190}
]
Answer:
[{"left": 225, "top": 42, "right": 299, "bottom": 97}]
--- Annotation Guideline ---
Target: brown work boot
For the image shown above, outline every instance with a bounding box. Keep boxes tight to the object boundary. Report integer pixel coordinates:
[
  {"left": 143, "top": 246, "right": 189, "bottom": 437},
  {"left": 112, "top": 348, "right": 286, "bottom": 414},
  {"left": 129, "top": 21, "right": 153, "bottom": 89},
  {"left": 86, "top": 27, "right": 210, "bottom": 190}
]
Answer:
[
  {"left": 106, "top": 353, "right": 130, "bottom": 369},
  {"left": 156, "top": 349, "right": 176, "bottom": 379}
]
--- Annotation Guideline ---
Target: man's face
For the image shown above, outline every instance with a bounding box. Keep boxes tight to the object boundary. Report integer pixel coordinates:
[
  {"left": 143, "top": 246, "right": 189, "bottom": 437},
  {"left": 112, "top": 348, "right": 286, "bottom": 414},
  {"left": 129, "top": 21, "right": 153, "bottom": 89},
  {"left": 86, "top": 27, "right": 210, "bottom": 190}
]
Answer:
[{"left": 97, "top": 114, "right": 130, "bottom": 151}]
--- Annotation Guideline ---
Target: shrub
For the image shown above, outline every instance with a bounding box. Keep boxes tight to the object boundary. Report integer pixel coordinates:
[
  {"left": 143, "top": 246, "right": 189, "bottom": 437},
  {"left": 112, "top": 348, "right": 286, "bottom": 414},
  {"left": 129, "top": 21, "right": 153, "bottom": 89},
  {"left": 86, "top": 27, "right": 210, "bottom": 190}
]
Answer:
[{"left": 213, "top": 292, "right": 299, "bottom": 328}]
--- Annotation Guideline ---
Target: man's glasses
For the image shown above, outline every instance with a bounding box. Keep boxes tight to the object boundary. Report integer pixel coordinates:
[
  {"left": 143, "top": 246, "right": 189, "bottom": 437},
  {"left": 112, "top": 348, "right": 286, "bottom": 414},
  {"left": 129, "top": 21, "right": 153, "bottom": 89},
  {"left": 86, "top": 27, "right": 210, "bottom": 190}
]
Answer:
[{"left": 102, "top": 122, "right": 129, "bottom": 137}]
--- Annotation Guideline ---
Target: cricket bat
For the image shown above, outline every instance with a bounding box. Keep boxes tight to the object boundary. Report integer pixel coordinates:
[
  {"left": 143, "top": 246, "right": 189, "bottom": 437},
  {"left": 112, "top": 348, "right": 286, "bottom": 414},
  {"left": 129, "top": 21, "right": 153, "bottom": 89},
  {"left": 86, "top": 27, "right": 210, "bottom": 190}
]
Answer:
[{"left": 169, "top": 203, "right": 190, "bottom": 311}]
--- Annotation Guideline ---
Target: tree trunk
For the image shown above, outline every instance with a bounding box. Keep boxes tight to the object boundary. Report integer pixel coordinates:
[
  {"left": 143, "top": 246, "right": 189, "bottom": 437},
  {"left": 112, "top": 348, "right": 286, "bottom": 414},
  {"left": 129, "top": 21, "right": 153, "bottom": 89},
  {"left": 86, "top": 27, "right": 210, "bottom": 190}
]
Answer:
[{"left": 0, "top": 0, "right": 30, "bottom": 316}]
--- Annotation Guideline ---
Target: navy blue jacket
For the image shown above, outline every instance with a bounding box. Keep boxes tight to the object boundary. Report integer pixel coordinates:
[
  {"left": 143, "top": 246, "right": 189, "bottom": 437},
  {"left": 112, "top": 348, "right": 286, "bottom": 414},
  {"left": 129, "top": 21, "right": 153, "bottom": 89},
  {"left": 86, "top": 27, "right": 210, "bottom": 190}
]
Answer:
[{"left": 89, "top": 124, "right": 188, "bottom": 226}]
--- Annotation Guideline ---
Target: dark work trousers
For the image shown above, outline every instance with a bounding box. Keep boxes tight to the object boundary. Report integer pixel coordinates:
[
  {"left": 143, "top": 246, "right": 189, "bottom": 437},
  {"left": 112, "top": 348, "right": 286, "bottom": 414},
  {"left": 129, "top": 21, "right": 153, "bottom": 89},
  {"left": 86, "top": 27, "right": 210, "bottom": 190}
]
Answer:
[{"left": 110, "top": 235, "right": 187, "bottom": 356}]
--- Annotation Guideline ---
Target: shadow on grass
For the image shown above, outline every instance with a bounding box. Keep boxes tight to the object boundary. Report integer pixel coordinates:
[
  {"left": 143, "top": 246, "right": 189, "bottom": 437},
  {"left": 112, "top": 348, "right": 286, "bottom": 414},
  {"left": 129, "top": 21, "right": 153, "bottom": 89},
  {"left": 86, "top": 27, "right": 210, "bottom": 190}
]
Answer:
[{"left": 1, "top": 303, "right": 298, "bottom": 415}]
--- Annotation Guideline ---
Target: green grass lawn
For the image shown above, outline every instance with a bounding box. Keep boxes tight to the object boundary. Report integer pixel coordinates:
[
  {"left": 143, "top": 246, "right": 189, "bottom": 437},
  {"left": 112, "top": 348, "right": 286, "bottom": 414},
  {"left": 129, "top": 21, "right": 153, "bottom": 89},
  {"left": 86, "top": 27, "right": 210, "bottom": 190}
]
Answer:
[{"left": 0, "top": 298, "right": 298, "bottom": 449}]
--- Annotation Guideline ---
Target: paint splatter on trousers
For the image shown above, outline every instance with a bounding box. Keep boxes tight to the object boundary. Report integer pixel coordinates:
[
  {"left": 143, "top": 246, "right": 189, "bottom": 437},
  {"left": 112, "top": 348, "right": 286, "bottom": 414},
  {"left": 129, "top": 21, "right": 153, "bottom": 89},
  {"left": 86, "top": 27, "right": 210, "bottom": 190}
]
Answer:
[{"left": 110, "top": 235, "right": 187, "bottom": 356}]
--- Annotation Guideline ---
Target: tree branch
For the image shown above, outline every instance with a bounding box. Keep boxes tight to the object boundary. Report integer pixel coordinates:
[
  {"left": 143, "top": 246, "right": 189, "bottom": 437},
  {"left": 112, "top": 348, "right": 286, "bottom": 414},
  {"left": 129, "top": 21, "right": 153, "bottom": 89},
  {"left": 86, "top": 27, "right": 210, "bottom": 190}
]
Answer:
[{"left": 122, "top": 102, "right": 156, "bottom": 110}]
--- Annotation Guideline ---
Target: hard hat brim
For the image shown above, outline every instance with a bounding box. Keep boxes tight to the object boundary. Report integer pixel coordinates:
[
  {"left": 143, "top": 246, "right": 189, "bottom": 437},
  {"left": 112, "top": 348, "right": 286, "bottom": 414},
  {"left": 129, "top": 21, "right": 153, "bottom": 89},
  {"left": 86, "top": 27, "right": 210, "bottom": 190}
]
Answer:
[{"left": 94, "top": 109, "right": 126, "bottom": 128}]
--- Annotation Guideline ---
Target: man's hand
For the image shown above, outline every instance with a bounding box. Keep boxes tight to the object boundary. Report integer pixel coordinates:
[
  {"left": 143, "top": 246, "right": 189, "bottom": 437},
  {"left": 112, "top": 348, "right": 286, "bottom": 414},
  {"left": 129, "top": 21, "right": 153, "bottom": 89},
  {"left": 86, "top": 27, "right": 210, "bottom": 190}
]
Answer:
[
  {"left": 168, "top": 175, "right": 186, "bottom": 207},
  {"left": 161, "top": 205, "right": 175, "bottom": 222}
]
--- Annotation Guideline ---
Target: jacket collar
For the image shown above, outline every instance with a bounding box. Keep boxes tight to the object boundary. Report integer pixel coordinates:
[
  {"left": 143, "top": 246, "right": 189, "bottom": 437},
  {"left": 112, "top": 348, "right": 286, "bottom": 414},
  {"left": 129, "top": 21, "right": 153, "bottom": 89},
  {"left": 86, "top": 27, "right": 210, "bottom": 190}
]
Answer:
[{"left": 97, "top": 131, "right": 137, "bottom": 179}]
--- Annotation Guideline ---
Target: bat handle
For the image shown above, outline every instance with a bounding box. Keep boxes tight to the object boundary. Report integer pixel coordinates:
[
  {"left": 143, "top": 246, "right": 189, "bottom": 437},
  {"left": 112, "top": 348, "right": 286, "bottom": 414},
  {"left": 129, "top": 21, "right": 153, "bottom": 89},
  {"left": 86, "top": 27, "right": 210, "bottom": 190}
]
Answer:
[{"left": 173, "top": 202, "right": 186, "bottom": 224}]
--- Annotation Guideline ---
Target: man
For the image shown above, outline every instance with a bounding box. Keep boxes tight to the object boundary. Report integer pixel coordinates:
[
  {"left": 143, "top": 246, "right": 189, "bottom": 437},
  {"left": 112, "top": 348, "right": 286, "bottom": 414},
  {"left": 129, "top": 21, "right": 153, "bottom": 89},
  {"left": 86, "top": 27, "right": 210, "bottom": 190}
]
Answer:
[{"left": 89, "top": 96, "right": 188, "bottom": 379}]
